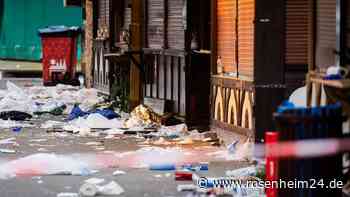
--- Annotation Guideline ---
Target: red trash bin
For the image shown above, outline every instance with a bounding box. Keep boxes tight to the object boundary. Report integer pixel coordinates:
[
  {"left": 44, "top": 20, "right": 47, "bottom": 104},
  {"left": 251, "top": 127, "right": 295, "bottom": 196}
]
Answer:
[{"left": 39, "top": 26, "right": 80, "bottom": 86}]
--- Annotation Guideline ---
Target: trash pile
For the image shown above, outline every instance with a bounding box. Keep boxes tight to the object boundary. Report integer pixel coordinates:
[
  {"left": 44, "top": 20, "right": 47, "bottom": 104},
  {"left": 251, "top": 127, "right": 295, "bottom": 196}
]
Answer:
[
  {"left": 0, "top": 81, "right": 104, "bottom": 120},
  {"left": 0, "top": 82, "right": 261, "bottom": 197}
]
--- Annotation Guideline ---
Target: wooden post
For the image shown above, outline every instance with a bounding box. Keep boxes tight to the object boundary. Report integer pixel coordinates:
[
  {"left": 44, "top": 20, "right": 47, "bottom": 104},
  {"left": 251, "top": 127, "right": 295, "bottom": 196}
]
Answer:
[
  {"left": 129, "top": 0, "right": 143, "bottom": 109},
  {"left": 306, "top": 0, "right": 315, "bottom": 107},
  {"left": 84, "top": 0, "right": 93, "bottom": 88}
]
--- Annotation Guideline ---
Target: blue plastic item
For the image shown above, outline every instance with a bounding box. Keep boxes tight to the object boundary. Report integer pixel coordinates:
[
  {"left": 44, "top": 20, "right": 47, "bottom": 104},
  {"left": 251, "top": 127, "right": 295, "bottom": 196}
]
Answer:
[
  {"left": 94, "top": 109, "right": 120, "bottom": 120},
  {"left": 12, "top": 127, "right": 22, "bottom": 133},
  {"left": 67, "top": 105, "right": 120, "bottom": 121},
  {"left": 324, "top": 74, "right": 342, "bottom": 80},
  {"left": 182, "top": 163, "right": 209, "bottom": 171},
  {"left": 149, "top": 164, "right": 176, "bottom": 171},
  {"left": 67, "top": 105, "right": 89, "bottom": 121}
]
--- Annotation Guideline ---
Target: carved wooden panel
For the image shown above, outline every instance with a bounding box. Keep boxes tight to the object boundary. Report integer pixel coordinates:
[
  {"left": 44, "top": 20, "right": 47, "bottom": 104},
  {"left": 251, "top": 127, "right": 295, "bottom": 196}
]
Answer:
[{"left": 212, "top": 77, "right": 255, "bottom": 131}]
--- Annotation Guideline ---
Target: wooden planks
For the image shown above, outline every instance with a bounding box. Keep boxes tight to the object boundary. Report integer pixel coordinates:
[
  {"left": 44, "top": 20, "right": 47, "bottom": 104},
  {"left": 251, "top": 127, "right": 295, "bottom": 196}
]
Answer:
[
  {"left": 143, "top": 51, "right": 186, "bottom": 115},
  {"left": 216, "top": 0, "right": 236, "bottom": 73},
  {"left": 168, "top": 0, "right": 185, "bottom": 49},
  {"left": 315, "top": 0, "right": 336, "bottom": 69},
  {"left": 238, "top": 0, "right": 254, "bottom": 79},
  {"left": 147, "top": 0, "right": 165, "bottom": 48},
  {"left": 285, "top": 0, "right": 309, "bottom": 65}
]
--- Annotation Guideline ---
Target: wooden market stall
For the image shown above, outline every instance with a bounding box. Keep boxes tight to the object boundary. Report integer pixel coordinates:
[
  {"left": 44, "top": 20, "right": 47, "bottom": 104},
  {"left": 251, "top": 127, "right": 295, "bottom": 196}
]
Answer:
[
  {"left": 90, "top": 0, "right": 212, "bottom": 128},
  {"left": 211, "top": 0, "right": 310, "bottom": 141}
]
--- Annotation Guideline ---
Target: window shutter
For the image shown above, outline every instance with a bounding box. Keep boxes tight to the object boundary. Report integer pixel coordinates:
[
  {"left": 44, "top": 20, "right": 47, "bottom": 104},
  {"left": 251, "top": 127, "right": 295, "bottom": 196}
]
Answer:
[
  {"left": 147, "top": 0, "right": 165, "bottom": 48},
  {"left": 98, "top": 0, "right": 110, "bottom": 29},
  {"left": 285, "top": 0, "right": 309, "bottom": 65},
  {"left": 168, "top": 0, "right": 185, "bottom": 49},
  {"left": 238, "top": 0, "right": 255, "bottom": 78},
  {"left": 124, "top": 0, "right": 132, "bottom": 30},
  {"left": 315, "top": 0, "right": 336, "bottom": 69},
  {"left": 217, "top": 0, "right": 236, "bottom": 73}
]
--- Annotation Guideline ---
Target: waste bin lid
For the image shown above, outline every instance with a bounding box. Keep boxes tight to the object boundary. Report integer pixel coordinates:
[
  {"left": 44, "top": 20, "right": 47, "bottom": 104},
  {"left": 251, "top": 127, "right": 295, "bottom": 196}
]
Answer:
[{"left": 38, "top": 26, "right": 80, "bottom": 36}]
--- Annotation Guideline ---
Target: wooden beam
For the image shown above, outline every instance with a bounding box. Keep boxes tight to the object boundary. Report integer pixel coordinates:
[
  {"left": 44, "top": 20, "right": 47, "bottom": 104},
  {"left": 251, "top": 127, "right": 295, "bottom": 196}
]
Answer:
[
  {"left": 210, "top": 0, "right": 217, "bottom": 74},
  {"left": 130, "top": 0, "right": 143, "bottom": 109},
  {"left": 306, "top": 0, "right": 316, "bottom": 107},
  {"left": 84, "top": 0, "right": 93, "bottom": 88}
]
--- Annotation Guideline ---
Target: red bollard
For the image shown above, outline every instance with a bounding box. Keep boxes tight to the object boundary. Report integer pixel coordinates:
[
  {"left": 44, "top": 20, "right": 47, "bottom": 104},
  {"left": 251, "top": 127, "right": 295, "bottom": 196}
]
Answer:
[{"left": 265, "top": 132, "right": 279, "bottom": 197}]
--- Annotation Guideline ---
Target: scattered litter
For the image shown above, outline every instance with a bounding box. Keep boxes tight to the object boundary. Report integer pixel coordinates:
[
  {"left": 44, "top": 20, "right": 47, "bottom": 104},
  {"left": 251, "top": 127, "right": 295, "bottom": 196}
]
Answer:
[
  {"left": 165, "top": 173, "right": 171, "bottom": 177},
  {"left": 84, "top": 178, "right": 105, "bottom": 185},
  {"left": 0, "top": 149, "right": 16, "bottom": 154},
  {"left": 227, "top": 140, "right": 239, "bottom": 153},
  {"left": 37, "top": 148, "right": 48, "bottom": 152},
  {"left": 68, "top": 105, "right": 120, "bottom": 121},
  {"left": 175, "top": 171, "right": 193, "bottom": 181},
  {"left": 80, "top": 181, "right": 124, "bottom": 196},
  {"left": 181, "top": 163, "right": 209, "bottom": 172},
  {"left": 0, "top": 137, "right": 16, "bottom": 145},
  {"left": 154, "top": 174, "right": 163, "bottom": 178},
  {"left": 41, "top": 121, "right": 64, "bottom": 129},
  {"left": 0, "top": 111, "right": 32, "bottom": 121},
  {"left": 99, "top": 181, "right": 124, "bottom": 196},
  {"left": 177, "top": 184, "right": 197, "bottom": 192},
  {"left": 80, "top": 183, "right": 99, "bottom": 196},
  {"left": 0, "top": 120, "right": 33, "bottom": 129},
  {"left": 149, "top": 164, "right": 176, "bottom": 171},
  {"left": 226, "top": 166, "right": 257, "bottom": 177},
  {"left": 29, "top": 139, "right": 48, "bottom": 143},
  {"left": 12, "top": 127, "right": 22, "bottom": 133},
  {"left": 158, "top": 124, "right": 188, "bottom": 137},
  {"left": 32, "top": 176, "right": 41, "bottom": 180},
  {"left": 57, "top": 192, "right": 79, "bottom": 197},
  {"left": 124, "top": 105, "right": 160, "bottom": 128},
  {"left": 0, "top": 153, "right": 96, "bottom": 179},
  {"left": 112, "top": 170, "right": 126, "bottom": 176},
  {"left": 67, "top": 113, "right": 124, "bottom": 130}
]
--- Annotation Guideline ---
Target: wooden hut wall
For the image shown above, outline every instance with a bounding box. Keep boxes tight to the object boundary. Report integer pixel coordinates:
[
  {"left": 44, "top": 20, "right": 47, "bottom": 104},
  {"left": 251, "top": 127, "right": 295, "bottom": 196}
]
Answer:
[{"left": 143, "top": 0, "right": 187, "bottom": 116}]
